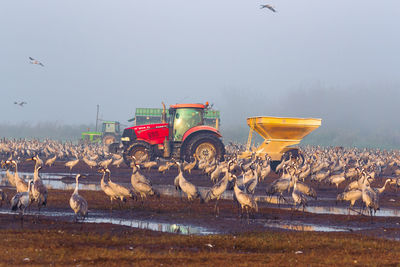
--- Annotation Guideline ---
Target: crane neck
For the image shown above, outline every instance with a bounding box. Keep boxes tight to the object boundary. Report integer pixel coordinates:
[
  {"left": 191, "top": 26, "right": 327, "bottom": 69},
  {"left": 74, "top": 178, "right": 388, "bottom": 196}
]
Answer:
[
  {"left": 74, "top": 176, "right": 80, "bottom": 194},
  {"left": 13, "top": 162, "right": 18, "bottom": 174},
  {"left": 27, "top": 181, "right": 33, "bottom": 194},
  {"left": 377, "top": 179, "right": 391, "bottom": 194}
]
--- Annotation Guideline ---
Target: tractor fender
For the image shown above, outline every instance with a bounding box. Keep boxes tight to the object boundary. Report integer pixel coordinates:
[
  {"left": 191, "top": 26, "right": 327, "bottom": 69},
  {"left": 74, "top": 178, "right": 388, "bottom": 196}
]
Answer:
[{"left": 182, "top": 126, "right": 222, "bottom": 144}]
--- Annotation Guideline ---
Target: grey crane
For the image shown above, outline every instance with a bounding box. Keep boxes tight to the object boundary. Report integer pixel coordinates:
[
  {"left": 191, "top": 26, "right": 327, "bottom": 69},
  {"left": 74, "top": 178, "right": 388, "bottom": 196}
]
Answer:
[
  {"left": 232, "top": 175, "right": 258, "bottom": 223},
  {"left": 6, "top": 160, "right": 28, "bottom": 193},
  {"left": 99, "top": 168, "right": 136, "bottom": 211},
  {"left": 260, "top": 4, "right": 276, "bottom": 12},
  {"left": 31, "top": 165, "right": 48, "bottom": 210},
  {"left": 11, "top": 180, "right": 34, "bottom": 220},
  {"left": 45, "top": 155, "right": 57, "bottom": 167},
  {"left": 69, "top": 174, "right": 88, "bottom": 222},
  {"left": 291, "top": 175, "right": 308, "bottom": 214},
  {"left": 174, "top": 161, "right": 203, "bottom": 203},
  {"left": 130, "top": 162, "right": 159, "bottom": 202},
  {"left": 337, "top": 189, "right": 362, "bottom": 214},
  {"left": 204, "top": 161, "right": 235, "bottom": 216},
  {"left": 29, "top": 57, "right": 44, "bottom": 66},
  {"left": 14, "top": 101, "right": 27, "bottom": 107},
  {"left": 265, "top": 165, "right": 291, "bottom": 206},
  {"left": 183, "top": 154, "right": 197, "bottom": 174}
]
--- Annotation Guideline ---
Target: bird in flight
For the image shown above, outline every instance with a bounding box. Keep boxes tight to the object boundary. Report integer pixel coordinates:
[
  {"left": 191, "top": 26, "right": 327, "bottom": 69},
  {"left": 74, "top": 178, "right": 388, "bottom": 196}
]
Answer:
[
  {"left": 260, "top": 4, "right": 276, "bottom": 12},
  {"left": 14, "top": 101, "right": 27, "bottom": 107},
  {"left": 29, "top": 57, "right": 44, "bottom": 67}
]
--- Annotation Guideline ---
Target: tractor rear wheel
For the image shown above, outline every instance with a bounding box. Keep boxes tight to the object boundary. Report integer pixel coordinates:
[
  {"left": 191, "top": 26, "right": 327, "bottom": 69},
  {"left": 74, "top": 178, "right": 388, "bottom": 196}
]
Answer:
[
  {"left": 185, "top": 133, "right": 225, "bottom": 163},
  {"left": 281, "top": 149, "right": 300, "bottom": 161},
  {"left": 103, "top": 134, "right": 116, "bottom": 145},
  {"left": 123, "top": 142, "right": 152, "bottom": 166}
]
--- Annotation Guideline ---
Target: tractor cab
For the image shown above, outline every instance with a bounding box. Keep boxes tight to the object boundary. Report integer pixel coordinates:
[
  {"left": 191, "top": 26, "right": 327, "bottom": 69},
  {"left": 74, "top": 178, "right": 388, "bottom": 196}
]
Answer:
[
  {"left": 168, "top": 104, "right": 205, "bottom": 141},
  {"left": 101, "top": 121, "right": 121, "bottom": 145},
  {"left": 102, "top": 121, "right": 120, "bottom": 134}
]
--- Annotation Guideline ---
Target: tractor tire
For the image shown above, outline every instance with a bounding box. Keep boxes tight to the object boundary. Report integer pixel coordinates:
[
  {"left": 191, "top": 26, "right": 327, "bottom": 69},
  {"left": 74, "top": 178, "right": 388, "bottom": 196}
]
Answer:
[
  {"left": 281, "top": 149, "right": 300, "bottom": 161},
  {"left": 185, "top": 133, "right": 225, "bottom": 163},
  {"left": 103, "top": 134, "right": 116, "bottom": 145},
  {"left": 270, "top": 160, "right": 282, "bottom": 173},
  {"left": 108, "top": 142, "right": 121, "bottom": 154},
  {"left": 123, "top": 141, "right": 152, "bottom": 167}
]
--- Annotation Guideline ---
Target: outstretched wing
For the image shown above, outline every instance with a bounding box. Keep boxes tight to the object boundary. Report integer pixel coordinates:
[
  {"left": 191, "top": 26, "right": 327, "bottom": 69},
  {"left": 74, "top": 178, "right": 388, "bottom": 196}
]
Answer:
[
  {"left": 29, "top": 57, "right": 35, "bottom": 61},
  {"left": 260, "top": 4, "right": 276, "bottom": 12}
]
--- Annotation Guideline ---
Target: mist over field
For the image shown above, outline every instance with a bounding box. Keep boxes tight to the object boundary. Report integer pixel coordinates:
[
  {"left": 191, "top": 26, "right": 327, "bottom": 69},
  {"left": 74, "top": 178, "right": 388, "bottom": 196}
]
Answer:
[
  {"left": 215, "top": 83, "right": 400, "bottom": 149},
  {"left": 1, "top": 1, "right": 400, "bottom": 149},
  {"left": 2, "top": 83, "right": 400, "bottom": 149},
  {"left": 0, "top": 122, "right": 94, "bottom": 142}
]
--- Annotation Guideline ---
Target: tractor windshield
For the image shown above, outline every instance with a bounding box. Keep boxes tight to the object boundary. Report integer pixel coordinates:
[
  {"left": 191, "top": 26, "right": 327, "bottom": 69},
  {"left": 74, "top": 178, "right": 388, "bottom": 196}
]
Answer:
[
  {"left": 103, "top": 123, "right": 115, "bottom": 133},
  {"left": 173, "top": 108, "right": 203, "bottom": 141}
]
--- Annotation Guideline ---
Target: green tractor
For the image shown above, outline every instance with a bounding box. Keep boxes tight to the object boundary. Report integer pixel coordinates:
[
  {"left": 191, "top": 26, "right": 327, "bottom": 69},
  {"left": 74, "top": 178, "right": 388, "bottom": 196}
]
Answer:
[{"left": 81, "top": 121, "right": 121, "bottom": 145}]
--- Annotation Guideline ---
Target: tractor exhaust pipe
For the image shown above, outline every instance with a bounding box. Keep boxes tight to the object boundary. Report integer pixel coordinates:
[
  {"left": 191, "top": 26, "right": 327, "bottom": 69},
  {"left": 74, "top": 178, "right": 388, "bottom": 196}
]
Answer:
[
  {"left": 163, "top": 137, "right": 170, "bottom": 158},
  {"left": 161, "top": 102, "right": 167, "bottom": 124}
]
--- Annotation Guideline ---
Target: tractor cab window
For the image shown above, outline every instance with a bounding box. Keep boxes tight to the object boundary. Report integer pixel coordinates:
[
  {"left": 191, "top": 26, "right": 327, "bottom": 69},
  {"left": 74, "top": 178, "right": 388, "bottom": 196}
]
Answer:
[
  {"left": 103, "top": 123, "right": 115, "bottom": 133},
  {"left": 173, "top": 108, "right": 203, "bottom": 141}
]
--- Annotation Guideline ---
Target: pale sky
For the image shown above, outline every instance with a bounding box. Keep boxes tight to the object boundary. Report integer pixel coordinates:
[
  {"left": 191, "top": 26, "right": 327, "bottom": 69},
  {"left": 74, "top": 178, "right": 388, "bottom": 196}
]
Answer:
[{"left": 1, "top": 0, "right": 399, "bottom": 130}]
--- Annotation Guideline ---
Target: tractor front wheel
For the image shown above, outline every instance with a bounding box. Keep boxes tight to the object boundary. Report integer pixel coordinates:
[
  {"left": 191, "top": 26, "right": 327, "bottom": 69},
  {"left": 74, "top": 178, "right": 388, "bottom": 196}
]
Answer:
[{"left": 123, "top": 142, "right": 152, "bottom": 166}]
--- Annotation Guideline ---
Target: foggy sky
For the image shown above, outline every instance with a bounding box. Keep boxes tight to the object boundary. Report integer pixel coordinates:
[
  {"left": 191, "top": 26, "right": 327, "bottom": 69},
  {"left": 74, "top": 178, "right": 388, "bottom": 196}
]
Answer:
[{"left": 1, "top": 0, "right": 400, "bottom": 135}]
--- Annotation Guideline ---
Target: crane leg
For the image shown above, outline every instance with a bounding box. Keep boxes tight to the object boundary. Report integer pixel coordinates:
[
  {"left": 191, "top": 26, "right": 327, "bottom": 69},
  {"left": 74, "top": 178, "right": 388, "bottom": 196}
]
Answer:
[
  {"left": 246, "top": 206, "right": 250, "bottom": 224},
  {"left": 370, "top": 208, "right": 374, "bottom": 224},
  {"left": 214, "top": 200, "right": 219, "bottom": 217}
]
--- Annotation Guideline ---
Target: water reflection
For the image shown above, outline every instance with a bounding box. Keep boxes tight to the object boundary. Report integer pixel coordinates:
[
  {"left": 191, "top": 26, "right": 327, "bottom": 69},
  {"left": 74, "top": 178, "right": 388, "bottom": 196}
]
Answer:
[
  {"left": 0, "top": 209, "right": 217, "bottom": 235},
  {"left": 304, "top": 206, "right": 400, "bottom": 217},
  {"left": 265, "top": 220, "right": 361, "bottom": 232}
]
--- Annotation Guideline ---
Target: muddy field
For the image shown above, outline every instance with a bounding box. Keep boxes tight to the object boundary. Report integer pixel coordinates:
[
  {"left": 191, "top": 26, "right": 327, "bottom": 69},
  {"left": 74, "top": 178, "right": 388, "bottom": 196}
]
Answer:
[{"left": 1, "top": 160, "right": 400, "bottom": 265}]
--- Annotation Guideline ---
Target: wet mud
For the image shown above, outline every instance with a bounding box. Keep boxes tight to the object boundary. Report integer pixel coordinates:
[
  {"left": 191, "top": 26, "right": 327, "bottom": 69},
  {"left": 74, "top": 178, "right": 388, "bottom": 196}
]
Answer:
[{"left": 1, "top": 160, "right": 399, "bottom": 241}]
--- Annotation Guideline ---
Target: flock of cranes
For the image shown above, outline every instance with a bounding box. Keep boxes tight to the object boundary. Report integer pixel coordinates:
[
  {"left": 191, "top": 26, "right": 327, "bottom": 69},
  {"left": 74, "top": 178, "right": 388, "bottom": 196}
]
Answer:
[{"left": 1, "top": 139, "right": 400, "bottom": 224}]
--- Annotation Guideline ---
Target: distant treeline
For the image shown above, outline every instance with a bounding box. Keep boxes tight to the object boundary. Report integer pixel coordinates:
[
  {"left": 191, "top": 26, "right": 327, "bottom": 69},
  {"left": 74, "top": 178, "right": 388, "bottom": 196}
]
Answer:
[
  {"left": 0, "top": 122, "right": 95, "bottom": 142},
  {"left": 1, "top": 122, "right": 400, "bottom": 150}
]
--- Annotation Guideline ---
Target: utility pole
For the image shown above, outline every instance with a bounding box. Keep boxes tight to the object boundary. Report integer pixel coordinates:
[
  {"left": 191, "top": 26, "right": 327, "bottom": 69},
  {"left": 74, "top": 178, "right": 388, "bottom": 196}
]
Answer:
[{"left": 95, "top": 104, "right": 99, "bottom": 131}]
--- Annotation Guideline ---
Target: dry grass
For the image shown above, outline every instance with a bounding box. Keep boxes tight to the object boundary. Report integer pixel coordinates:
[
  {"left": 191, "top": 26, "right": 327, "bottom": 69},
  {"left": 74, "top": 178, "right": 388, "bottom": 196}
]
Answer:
[{"left": 0, "top": 219, "right": 399, "bottom": 266}]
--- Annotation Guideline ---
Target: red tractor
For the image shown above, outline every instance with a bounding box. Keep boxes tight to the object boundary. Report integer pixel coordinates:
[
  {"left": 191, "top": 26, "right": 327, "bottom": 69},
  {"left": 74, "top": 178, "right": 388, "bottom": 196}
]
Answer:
[{"left": 117, "top": 102, "right": 225, "bottom": 166}]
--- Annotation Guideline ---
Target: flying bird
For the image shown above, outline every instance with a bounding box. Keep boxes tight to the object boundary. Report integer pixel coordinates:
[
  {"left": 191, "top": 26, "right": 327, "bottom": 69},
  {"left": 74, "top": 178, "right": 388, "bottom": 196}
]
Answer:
[
  {"left": 29, "top": 57, "right": 44, "bottom": 67},
  {"left": 260, "top": 4, "right": 276, "bottom": 12},
  {"left": 14, "top": 101, "right": 27, "bottom": 107}
]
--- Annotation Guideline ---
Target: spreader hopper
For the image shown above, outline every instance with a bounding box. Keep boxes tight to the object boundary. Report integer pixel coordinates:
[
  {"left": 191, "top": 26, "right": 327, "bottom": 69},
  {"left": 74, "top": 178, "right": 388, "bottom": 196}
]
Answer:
[{"left": 241, "top": 116, "right": 322, "bottom": 161}]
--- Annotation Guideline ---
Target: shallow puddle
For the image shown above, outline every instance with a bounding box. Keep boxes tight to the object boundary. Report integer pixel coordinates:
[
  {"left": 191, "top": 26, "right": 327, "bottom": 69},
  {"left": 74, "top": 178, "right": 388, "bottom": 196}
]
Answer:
[
  {"left": 0, "top": 171, "right": 100, "bottom": 190},
  {"left": 2, "top": 171, "right": 399, "bottom": 218},
  {"left": 0, "top": 209, "right": 218, "bottom": 235},
  {"left": 304, "top": 206, "right": 400, "bottom": 217},
  {"left": 265, "top": 220, "right": 362, "bottom": 232}
]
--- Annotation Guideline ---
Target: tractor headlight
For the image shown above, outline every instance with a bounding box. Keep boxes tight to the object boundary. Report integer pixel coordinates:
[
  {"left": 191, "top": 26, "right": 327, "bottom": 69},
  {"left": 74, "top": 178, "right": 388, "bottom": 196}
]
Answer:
[{"left": 121, "top": 137, "right": 130, "bottom": 141}]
